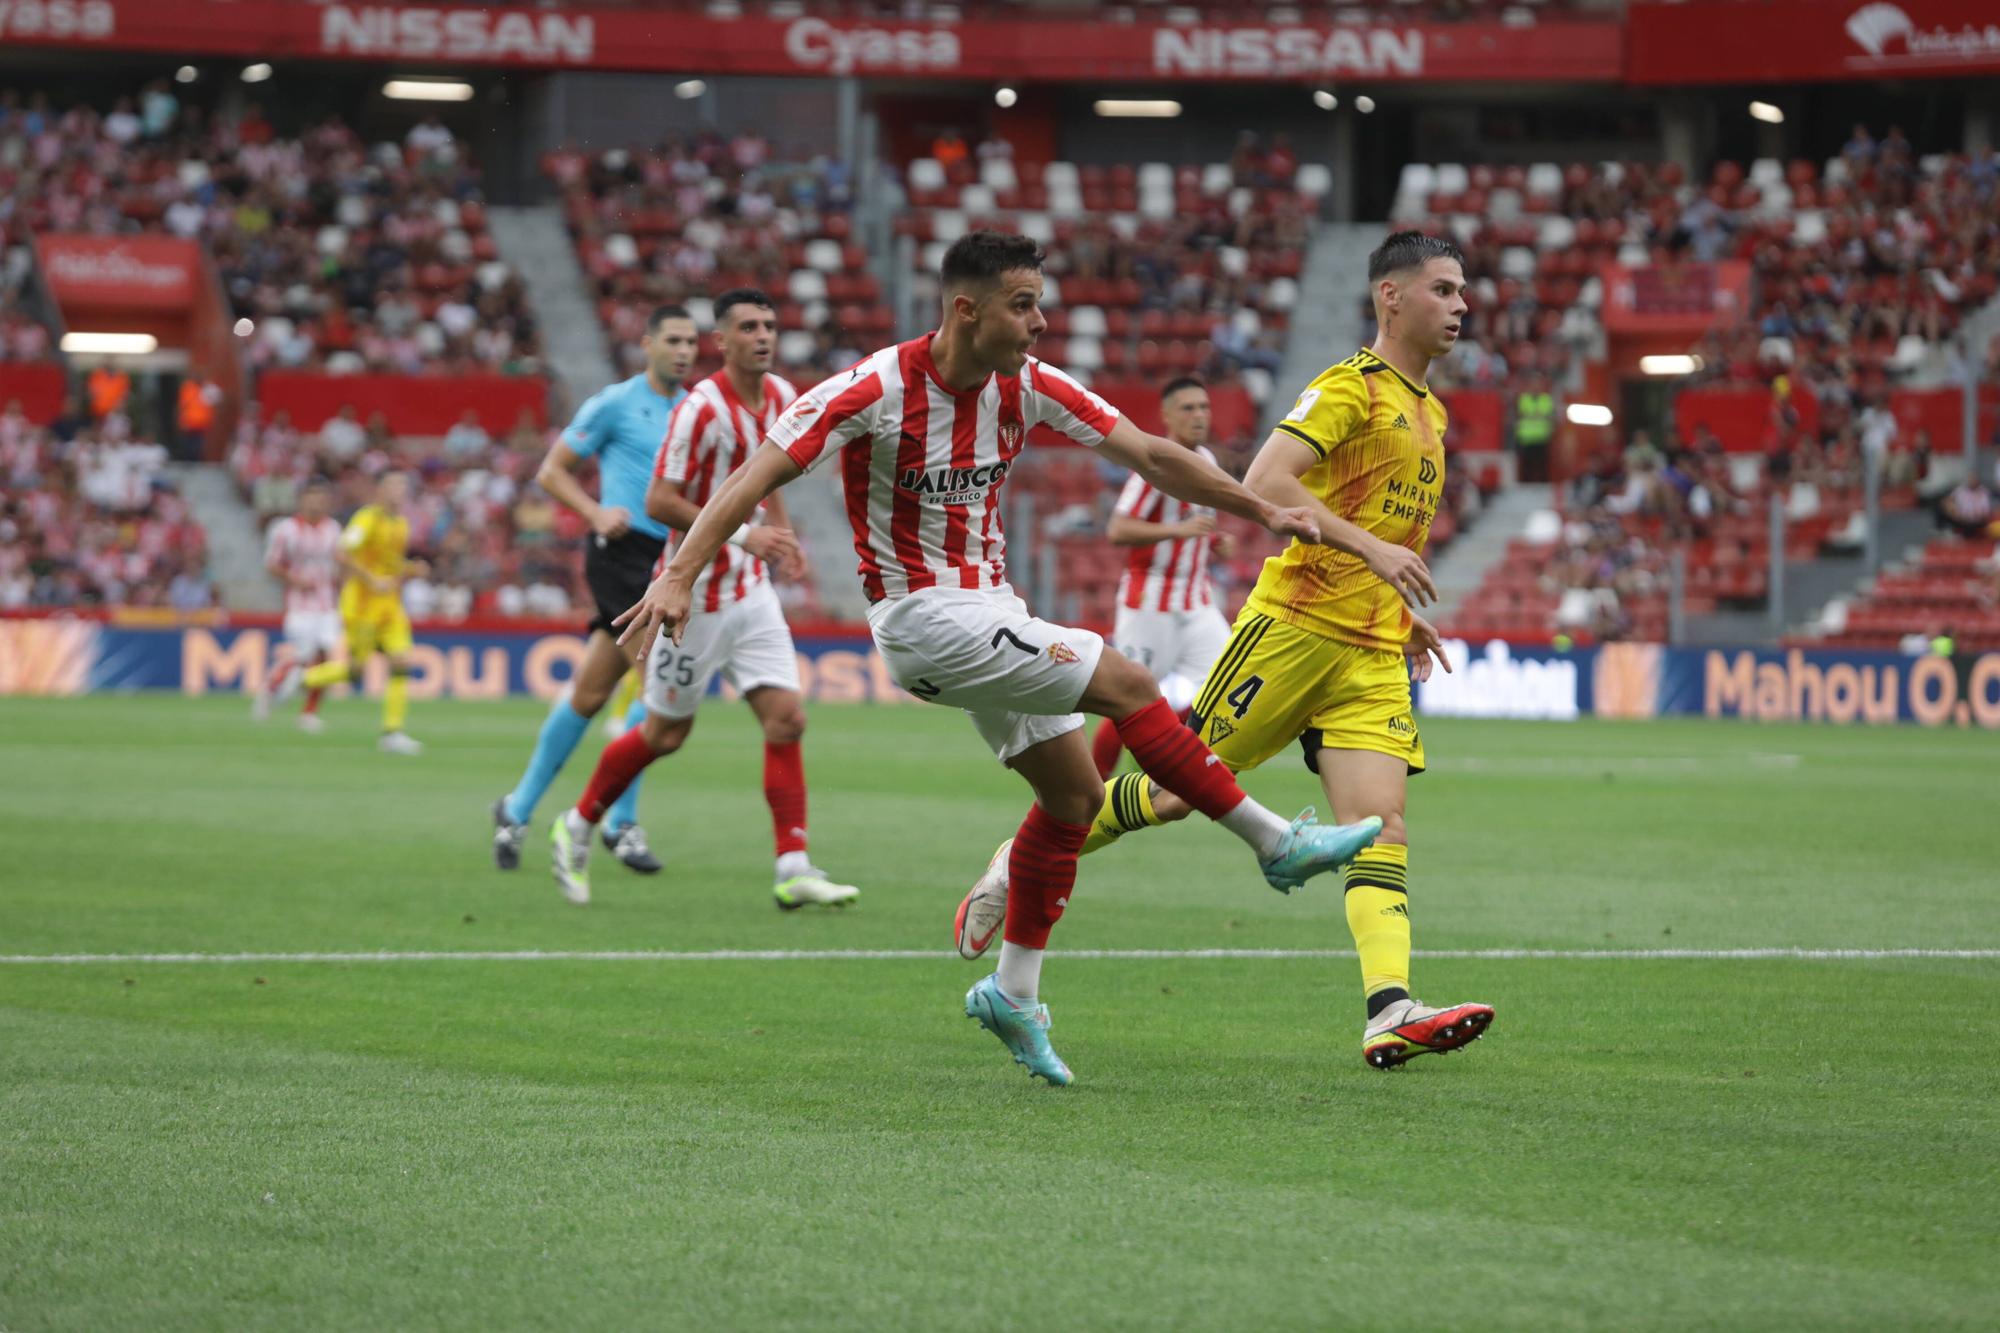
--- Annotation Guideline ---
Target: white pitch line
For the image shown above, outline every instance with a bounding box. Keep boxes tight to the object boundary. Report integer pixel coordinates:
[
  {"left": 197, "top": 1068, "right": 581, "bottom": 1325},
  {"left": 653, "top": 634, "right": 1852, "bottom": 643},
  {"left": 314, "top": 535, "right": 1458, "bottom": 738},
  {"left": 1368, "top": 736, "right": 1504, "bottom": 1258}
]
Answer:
[{"left": 0, "top": 948, "right": 1995, "bottom": 966}]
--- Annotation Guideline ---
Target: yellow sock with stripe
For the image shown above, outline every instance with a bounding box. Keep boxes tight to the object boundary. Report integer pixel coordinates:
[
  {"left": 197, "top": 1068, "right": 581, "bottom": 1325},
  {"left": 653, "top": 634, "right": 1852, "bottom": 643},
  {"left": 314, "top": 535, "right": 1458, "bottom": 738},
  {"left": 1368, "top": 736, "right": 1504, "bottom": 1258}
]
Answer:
[
  {"left": 302, "top": 659, "right": 354, "bottom": 691},
  {"left": 1344, "top": 843, "right": 1412, "bottom": 1018},
  {"left": 1080, "top": 772, "right": 1165, "bottom": 856},
  {"left": 383, "top": 667, "right": 410, "bottom": 733}
]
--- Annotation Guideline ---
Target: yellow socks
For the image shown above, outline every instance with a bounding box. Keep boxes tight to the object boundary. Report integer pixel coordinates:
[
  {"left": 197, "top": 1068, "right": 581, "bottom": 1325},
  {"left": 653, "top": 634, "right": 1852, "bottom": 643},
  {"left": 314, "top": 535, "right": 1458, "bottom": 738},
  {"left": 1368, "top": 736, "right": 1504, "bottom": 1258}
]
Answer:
[
  {"left": 302, "top": 659, "right": 355, "bottom": 691},
  {"left": 1080, "top": 772, "right": 1165, "bottom": 855},
  {"left": 1344, "top": 843, "right": 1412, "bottom": 1013},
  {"left": 383, "top": 667, "right": 410, "bottom": 733}
]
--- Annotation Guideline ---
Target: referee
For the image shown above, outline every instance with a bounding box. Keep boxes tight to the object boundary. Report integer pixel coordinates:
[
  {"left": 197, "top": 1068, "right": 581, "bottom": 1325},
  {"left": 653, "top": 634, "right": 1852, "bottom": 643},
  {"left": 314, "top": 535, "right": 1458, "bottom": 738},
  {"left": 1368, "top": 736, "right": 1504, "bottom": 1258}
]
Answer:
[{"left": 490, "top": 305, "right": 699, "bottom": 874}]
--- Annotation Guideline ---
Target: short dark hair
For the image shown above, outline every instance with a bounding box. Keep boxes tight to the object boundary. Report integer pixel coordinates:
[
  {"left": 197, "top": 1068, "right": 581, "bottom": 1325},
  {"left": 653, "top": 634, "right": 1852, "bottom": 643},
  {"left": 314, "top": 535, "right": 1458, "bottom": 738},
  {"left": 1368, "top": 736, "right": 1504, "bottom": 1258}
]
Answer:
[
  {"left": 301, "top": 475, "right": 332, "bottom": 492},
  {"left": 646, "top": 304, "right": 692, "bottom": 332},
  {"left": 1159, "top": 375, "right": 1206, "bottom": 402},
  {"left": 710, "top": 288, "right": 776, "bottom": 327},
  {"left": 941, "top": 231, "right": 1044, "bottom": 291},
  {"left": 1368, "top": 230, "right": 1465, "bottom": 281}
]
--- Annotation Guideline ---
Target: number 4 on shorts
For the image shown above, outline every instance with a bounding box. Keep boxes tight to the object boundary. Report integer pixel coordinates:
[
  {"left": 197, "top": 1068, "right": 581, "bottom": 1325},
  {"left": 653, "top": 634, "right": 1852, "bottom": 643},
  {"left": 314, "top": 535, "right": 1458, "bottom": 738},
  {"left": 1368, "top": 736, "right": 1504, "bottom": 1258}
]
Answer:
[{"left": 1226, "top": 674, "right": 1263, "bottom": 720}]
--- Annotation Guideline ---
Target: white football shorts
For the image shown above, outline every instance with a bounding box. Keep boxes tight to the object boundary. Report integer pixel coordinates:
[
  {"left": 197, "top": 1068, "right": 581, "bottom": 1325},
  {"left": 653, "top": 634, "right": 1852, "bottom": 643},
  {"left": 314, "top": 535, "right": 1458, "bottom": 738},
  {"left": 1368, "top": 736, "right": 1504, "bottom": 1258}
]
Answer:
[
  {"left": 282, "top": 610, "right": 344, "bottom": 657},
  {"left": 867, "top": 584, "right": 1104, "bottom": 763},
  {"left": 1111, "top": 603, "right": 1230, "bottom": 686},
  {"left": 643, "top": 581, "right": 803, "bottom": 720}
]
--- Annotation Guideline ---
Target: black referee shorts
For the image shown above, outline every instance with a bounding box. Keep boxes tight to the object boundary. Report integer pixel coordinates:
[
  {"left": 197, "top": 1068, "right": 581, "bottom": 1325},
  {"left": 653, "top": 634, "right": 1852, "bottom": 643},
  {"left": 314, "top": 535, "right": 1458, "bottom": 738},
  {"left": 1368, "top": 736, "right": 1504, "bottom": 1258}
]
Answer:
[{"left": 583, "top": 530, "right": 667, "bottom": 638}]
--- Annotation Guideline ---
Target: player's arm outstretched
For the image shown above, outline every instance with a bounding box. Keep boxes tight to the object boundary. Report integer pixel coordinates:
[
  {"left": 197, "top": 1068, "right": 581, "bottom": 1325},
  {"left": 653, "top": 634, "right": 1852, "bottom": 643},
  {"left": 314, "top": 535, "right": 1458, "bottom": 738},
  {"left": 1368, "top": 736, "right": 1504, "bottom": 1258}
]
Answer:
[
  {"left": 619, "top": 442, "right": 803, "bottom": 648},
  {"left": 1242, "top": 431, "right": 1439, "bottom": 608},
  {"left": 1096, "top": 417, "right": 1320, "bottom": 546}
]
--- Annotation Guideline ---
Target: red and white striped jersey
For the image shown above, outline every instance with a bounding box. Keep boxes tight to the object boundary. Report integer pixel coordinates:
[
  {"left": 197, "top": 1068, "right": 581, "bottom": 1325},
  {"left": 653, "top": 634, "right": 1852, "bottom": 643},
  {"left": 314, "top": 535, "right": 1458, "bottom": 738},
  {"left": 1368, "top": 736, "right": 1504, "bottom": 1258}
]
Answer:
[
  {"left": 264, "top": 515, "right": 341, "bottom": 615},
  {"left": 768, "top": 336, "right": 1119, "bottom": 602},
  {"left": 655, "top": 370, "right": 799, "bottom": 612},
  {"left": 1113, "top": 446, "right": 1218, "bottom": 612}
]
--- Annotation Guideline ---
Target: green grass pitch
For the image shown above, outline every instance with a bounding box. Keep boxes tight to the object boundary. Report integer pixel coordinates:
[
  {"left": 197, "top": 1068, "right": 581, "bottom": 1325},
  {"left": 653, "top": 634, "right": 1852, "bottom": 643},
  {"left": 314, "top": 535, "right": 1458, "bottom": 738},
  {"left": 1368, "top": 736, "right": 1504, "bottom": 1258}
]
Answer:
[{"left": 3, "top": 695, "right": 1997, "bottom": 1330}]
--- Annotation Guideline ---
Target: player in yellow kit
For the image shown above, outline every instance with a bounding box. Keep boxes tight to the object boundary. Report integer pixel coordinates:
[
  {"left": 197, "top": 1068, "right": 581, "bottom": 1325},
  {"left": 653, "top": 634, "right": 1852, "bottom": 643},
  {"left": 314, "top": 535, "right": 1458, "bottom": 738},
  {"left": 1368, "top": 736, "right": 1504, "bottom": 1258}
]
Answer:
[
  {"left": 955, "top": 232, "right": 1495, "bottom": 1070},
  {"left": 301, "top": 469, "right": 427, "bottom": 754}
]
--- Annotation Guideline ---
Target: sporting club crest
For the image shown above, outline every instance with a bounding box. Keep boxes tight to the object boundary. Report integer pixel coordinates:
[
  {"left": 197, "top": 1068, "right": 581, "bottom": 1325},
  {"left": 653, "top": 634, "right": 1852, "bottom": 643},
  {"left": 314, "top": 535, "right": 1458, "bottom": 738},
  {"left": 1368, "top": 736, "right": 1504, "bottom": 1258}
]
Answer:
[{"left": 1047, "top": 642, "right": 1079, "bottom": 664}]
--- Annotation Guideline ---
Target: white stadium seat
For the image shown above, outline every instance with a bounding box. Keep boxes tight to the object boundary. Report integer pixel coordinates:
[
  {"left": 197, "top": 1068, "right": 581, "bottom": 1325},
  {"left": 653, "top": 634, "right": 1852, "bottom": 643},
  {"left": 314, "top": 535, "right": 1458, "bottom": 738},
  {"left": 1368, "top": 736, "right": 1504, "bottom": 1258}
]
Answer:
[
  {"left": 805, "top": 239, "right": 844, "bottom": 272},
  {"left": 930, "top": 210, "right": 968, "bottom": 244},
  {"left": 787, "top": 269, "right": 828, "bottom": 303},
  {"left": 1295, "top": 162, "right": 1332, "bottom": 198},
  {"left": 1069, "top": 306, "right": 1107, "bottom": 338},
  {"left": 1398, "top": 163, "right": 1437, "bottom": 200},
  {"left": 907, "top": 158, "right": 947, "bottom": 192},
  {"left": 1434, "top": 162, "right": 1469, "bottom": 195}
]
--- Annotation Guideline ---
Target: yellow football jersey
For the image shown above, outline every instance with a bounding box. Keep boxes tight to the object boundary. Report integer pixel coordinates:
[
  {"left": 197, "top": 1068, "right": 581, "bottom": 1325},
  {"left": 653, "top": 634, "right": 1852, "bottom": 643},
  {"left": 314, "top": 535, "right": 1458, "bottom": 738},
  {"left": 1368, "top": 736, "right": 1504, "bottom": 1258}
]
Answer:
[
  {"left": 1244, "top": 348, "right": 1447, "bottom": 651},
  {"left": 340, "top": 504, "right": 409, "bottom": 595}
]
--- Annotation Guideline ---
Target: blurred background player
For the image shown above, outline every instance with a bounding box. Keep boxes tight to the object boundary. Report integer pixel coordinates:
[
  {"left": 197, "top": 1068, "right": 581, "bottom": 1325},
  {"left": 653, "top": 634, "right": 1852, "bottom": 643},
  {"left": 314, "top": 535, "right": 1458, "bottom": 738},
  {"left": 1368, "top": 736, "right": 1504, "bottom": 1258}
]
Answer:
[
  {"left": 1089, "top": 376, "right": 1236, "bottom": 777},
  {"left": 489, "top": 306, "right": 699, "bottom": 875},
  {"left": 615, "top": 233, "right": 1382, "bottom": 1086},
  {"left": 549, "top": 289, "right": 858, "bottom": 910},
  {"left": 960, "top": 232, "right": 1494, "bottom": 1072},
  {"left": 252, "top": 477, "right": 342, "bottom": 733},
  {"left": 299, "top": 469, "right": 427, "bottom": 755}
]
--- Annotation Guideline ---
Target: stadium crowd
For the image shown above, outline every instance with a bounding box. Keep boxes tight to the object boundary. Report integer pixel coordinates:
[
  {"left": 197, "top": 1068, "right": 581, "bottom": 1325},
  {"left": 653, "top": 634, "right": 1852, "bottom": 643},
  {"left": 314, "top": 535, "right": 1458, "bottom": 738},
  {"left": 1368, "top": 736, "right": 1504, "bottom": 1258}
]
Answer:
[
  {"left": 0, "top": 397, "right": 211, "bottom": 610},
  {"left": 548, "top": 132, "right": 877, "bottom": 386},
  {"left": 0, "top": 92, "right": 540, "bottom": 375}
]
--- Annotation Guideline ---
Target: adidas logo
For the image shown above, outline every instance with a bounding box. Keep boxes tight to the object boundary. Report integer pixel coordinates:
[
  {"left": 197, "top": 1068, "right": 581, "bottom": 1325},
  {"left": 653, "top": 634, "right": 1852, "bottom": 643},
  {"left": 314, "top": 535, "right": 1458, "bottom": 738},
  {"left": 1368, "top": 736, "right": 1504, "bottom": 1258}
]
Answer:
[
  {"left": 1391, "top": 413, "right": 1411, "bottom": 431},
  {"left": 1383, "top": 903, "right": 1410, "bottom": 918}
]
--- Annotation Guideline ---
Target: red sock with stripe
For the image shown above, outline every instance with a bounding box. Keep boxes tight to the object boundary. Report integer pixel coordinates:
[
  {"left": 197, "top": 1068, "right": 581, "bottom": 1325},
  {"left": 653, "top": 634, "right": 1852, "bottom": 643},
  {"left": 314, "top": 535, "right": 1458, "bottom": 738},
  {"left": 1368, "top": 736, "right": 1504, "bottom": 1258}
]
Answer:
[
  {"left": 764, "top": 741, "right": 808, "bottom": 857},
  {"left": 576, "top": 728, "right": 658, "bottom": 824}
]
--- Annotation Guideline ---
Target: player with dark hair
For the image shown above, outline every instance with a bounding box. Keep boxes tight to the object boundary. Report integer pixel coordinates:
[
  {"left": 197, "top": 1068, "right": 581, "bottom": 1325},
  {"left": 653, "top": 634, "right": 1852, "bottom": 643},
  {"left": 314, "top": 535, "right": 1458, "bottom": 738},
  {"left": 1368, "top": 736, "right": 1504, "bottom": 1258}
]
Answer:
[
  {"left": 490, "top": 304, "right": 698, "bottom": 873},
  {"left": 549, "top": 289, "right": 858, "bottom": 909},
  {"left": 1087, "top": 375, "right": 1237, "bottom": 777},
  {"left": 958, "top": 230, "right": 1496, "bottom": 1071},
  {"left": 614, "top": 230, "right": 1382, "bottom": 1085}
]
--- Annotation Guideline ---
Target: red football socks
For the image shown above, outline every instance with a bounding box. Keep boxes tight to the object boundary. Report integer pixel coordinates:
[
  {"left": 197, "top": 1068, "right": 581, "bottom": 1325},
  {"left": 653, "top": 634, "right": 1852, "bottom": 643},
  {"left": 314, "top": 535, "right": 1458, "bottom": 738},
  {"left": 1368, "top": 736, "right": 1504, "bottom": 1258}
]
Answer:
[
  {"left": 1001, "top": 803, "right": 1092, "bottom": 949},
  {"left": 1113, "top": 697, "right": 1246, "bottom": 820},
  {"left": 764, "top": 740, "right": 808, "bottom": 856},
  {"left": 576, "top": 727, "right": 658, "bottom": 824}
]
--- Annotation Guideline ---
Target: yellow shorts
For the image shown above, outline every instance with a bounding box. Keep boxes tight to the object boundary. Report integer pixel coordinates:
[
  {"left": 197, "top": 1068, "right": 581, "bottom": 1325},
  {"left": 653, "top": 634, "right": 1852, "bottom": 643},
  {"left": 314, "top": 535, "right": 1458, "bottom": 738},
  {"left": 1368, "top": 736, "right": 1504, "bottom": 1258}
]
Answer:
[
  {"left": 338, "top": 586, "right": 413, "bottom": 658},
  {"left": 1187, "top": 609, "right": 1425, "bottom": 776}
]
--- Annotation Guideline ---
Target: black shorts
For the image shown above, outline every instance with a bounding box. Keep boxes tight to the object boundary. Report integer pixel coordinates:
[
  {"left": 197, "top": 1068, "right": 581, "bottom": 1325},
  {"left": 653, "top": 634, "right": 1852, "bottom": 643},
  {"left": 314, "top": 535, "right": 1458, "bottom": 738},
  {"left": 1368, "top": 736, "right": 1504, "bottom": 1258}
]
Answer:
[{"left": 583, "top": 530, "right": 667, "bottom": 637}]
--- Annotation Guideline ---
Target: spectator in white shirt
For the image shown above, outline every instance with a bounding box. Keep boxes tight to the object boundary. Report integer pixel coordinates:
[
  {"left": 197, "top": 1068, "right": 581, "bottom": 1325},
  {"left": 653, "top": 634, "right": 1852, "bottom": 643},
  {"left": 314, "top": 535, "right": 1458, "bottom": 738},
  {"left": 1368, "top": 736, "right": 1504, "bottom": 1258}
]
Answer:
[
  {"left": 442, "top": 410, "right": 492, "bottom": 461},
  {"left": 318, "top": 406, "right": 366, "bottom": 462}
]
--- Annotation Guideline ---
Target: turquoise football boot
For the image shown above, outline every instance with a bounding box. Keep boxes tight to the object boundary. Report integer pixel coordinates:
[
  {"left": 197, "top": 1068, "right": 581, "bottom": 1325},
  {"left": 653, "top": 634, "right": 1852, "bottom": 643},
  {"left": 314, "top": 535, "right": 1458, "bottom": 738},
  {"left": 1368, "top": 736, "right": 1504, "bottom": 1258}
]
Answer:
[
  {"left": 1259, "top": 809, "right": 1383, "bottom": 893},
  {"left": 964, "top": 974, "right": 1073, "bottom": 1086}
]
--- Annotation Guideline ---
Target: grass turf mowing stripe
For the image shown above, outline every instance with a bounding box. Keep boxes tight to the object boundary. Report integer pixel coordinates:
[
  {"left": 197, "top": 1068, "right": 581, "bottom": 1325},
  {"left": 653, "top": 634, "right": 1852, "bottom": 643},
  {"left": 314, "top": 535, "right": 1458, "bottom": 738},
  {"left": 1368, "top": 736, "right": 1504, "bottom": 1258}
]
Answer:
[{"left": 3, "top": 948, "right": 1996, "bottom": 965}]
